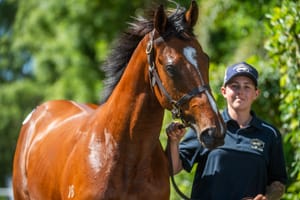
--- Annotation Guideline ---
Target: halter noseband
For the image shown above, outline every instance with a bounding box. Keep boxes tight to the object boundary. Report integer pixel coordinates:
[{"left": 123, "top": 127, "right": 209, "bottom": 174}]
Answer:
[{"left": 146, "top": 30, "right": 210, "bottom": 126}]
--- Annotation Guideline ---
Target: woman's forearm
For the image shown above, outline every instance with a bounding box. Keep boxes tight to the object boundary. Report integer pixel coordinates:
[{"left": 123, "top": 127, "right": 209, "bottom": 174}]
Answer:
[{"left": 166, "top": 140, "right": 183, "bottom": 174}]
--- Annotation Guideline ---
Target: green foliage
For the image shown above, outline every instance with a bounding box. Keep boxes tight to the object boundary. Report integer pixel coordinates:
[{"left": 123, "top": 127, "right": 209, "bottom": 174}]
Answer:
[
  {"left": 265, "top": 0, "right": 300, "bottom": 199},
  {"left": 197, "top": 0, "right": 276, "bottom": 65}
]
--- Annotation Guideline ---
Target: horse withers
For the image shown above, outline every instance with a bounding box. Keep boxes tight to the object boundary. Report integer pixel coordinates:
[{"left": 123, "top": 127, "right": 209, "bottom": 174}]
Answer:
[{"left": 13, "top": 1, "right": 225, "bottom": 199}]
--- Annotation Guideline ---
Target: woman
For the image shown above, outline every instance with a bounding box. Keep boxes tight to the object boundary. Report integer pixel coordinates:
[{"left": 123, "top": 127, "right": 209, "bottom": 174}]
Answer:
[{"left": 167, "top": 62, "right": 287, "bottom": 200}]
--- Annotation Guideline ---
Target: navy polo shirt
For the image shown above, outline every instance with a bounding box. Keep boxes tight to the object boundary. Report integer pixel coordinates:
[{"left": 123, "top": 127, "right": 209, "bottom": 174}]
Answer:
[{"left": 179, "top": 109, "right": 287, "bottom": 200}]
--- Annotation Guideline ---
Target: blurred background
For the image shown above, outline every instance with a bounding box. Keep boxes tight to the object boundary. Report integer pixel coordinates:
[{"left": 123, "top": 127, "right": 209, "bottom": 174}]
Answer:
[{"left": 0, "top": 0, "right": 299, "bottom": 199}]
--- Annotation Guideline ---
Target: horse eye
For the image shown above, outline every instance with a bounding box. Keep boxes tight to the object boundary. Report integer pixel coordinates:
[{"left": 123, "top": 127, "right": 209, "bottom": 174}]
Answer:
[{"left": 165, "top": 65, "right": 176, "bottom": 77}]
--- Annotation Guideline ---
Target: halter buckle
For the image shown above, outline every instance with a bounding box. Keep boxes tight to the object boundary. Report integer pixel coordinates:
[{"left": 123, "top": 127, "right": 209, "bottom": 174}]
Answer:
[
  {"left": 171, "top": 101, "right": 181, "bottom": 119},
  {"left": 146, "top": 40, "right": 153, "bottom": 55}
]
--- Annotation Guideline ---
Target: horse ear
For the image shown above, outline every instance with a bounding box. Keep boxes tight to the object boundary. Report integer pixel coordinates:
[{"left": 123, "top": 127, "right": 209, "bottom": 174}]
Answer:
[
  {"left": 154, "top": 5, "right": 167, "bottom": 34},
  {"left": 185, "top": 0, "right": 198, "bottom": 27}
]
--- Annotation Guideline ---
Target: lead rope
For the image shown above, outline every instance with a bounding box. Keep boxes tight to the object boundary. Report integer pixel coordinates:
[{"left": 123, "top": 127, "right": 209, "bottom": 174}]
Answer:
[{"left": 167, "top": 139, "right": 191, "bottom": 200}]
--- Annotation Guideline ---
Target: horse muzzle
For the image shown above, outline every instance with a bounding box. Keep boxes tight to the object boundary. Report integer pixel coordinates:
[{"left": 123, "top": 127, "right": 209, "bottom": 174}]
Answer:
[{"left": 199, "top": 126, "right": 225, "bottom": 149}]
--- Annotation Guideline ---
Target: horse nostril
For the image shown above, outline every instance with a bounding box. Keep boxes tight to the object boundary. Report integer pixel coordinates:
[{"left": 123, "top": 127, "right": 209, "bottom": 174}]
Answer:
[
  {"left": 207, "top": 127, "right": 215, "bottom": 137},
  {"left": 199, "top": 127, "right": 224, "bottom": 149},
  {"left": 200, "top": 128, "right": 215, "bottom": 147}
]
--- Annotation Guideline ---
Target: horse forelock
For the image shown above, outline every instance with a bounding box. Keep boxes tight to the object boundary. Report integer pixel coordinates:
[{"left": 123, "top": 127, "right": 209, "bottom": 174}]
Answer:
[{"left": 99, "top": 4, "right": 195, "bottom": 104}]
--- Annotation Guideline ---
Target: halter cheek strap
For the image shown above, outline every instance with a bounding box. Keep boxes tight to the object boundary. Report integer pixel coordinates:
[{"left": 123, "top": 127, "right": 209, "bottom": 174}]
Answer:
[{"left": 146, "top": 30, "right": 210, "bottom": 125}]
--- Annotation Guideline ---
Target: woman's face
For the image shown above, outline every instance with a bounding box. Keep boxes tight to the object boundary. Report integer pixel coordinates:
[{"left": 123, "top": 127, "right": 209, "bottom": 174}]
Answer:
[{"left": 221, "top": 76, "right": 259, "bottom": 112}]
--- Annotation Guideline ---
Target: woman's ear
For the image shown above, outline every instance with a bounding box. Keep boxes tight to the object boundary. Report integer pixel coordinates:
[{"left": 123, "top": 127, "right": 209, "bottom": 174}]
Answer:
[
  {"left": 221, "top": 86, "right": 226, "bottom": 97},
  {"left": 255, "top": 88, "right": 260, "bottom": 99}
]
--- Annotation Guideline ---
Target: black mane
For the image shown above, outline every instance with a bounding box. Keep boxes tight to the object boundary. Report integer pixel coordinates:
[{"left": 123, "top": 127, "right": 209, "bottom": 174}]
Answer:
[{"left": 99, "top": 3, "right": 195, "bottom": 104}]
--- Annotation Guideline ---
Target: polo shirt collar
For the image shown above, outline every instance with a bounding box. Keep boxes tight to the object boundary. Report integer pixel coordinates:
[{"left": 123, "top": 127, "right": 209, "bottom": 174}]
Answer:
[{"left": 222, "top": 108, "right": 262, "bottom": 129}]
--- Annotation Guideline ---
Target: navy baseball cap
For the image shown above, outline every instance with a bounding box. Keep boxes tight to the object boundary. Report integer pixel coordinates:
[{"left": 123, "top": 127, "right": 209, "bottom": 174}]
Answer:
[{"left": 223, "top": 62, "right": 258, "bottom": 86}]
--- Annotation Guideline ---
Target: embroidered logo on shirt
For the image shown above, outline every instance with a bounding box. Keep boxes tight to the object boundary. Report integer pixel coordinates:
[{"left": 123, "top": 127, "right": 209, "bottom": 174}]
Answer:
[{"left": 251, "top": 139, "right": 265, "bottom": 152}]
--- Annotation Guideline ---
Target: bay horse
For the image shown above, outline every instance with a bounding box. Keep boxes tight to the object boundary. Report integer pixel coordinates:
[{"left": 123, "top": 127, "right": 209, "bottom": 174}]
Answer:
[{"left": 13, "top": 1, "right": 225, "bottom": 199}]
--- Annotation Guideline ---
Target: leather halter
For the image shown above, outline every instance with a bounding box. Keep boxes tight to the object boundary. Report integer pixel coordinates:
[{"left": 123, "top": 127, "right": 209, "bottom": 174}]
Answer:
[{"left": 146, "top": 30, "right": 210, "bottom": 126}]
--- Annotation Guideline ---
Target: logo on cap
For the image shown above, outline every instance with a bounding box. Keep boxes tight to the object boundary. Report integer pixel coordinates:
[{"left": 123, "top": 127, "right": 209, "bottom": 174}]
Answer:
[{"left": 234, "top": 65, "right": 250, "bottom": 73}]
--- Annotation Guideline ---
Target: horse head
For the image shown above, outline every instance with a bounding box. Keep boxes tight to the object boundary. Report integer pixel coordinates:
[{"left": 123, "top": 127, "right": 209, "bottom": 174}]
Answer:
[{"left": 147, "top": 0, "right": 225, "bottom": 149}]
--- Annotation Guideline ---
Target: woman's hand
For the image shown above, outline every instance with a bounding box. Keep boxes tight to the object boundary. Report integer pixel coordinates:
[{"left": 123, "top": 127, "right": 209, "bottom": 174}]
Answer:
[
  {"left": 253, "top": 194, "right": 267, "bottom": 200},
  {"left": 242, "top": 194, "right": 267, "bottom": 200},
  {"left": 166, "top": 122, "right": 186, "bottom": 143}
]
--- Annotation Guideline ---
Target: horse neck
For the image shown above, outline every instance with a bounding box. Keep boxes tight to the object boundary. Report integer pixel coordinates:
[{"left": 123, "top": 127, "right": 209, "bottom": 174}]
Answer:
[{"left": 97, "top": 37, "right": 165, "bottom": 151}]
